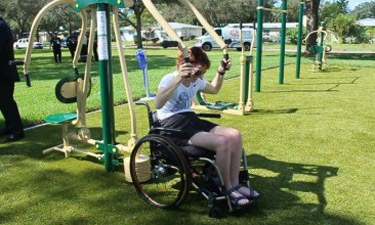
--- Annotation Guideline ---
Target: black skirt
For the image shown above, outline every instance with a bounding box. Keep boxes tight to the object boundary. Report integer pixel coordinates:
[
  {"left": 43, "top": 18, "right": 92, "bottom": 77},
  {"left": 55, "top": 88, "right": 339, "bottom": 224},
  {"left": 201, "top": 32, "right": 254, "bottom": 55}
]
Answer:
[{"left": 160, "top": 112, "right": 218, "bottom": 146}]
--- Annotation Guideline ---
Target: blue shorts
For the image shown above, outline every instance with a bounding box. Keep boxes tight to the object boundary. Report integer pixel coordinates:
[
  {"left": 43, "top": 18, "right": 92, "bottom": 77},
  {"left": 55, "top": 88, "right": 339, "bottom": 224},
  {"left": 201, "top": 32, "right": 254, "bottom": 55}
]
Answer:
[{"left": 160, "top": 112, "right": 218, "bottom": 146}]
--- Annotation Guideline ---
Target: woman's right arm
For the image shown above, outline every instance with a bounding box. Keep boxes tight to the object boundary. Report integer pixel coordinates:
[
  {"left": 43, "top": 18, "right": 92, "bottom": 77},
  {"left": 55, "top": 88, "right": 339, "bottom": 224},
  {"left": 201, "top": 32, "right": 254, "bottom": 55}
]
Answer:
[{"left": 154, "top": 63, "right": 192, "bottom": 109}]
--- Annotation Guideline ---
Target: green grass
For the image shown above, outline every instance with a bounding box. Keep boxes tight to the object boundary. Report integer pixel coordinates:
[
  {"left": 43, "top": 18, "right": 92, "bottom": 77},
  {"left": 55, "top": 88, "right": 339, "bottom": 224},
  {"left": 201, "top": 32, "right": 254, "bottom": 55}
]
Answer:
[
  {"left": 1, "top": 46, "right": 374, "bottom": 224},
  {"left": 4, "top": 47, "right": 301, "bottom": 128}
]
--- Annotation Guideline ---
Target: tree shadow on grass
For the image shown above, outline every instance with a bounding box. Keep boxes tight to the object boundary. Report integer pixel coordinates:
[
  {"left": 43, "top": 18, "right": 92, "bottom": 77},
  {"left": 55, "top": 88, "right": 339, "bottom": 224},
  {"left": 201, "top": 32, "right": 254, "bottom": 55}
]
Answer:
[
  {"left": 0, "top": 161, "right": 200, "bottom": 224},
  {"left": 252, "top": 108, "right": 299, "bottom": 115},
  {"left": 289, "top": 77, "right": 360, "bottom": 86},
  {"left": 160, "top": 154, "right": 359, "bottom": 224},
  {"left": 262, "top": 74, "right": 360, "bottom": 93},
  {"left": 234, "top": 154, "right": 354, "bottom": 224},
  {"left": 264, "top": 89, "right": 339, "bottom": 93},
  {"left": 328, "top": 53, "right": 375, "bottom": 61}
]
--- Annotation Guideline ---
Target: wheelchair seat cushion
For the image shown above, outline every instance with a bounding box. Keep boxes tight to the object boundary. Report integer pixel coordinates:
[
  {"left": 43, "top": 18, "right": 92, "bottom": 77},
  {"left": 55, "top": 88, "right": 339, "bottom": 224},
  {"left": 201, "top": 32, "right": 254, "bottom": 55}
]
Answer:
[{"left": 180, "top": 145, "right": 215, "bottom": 159}]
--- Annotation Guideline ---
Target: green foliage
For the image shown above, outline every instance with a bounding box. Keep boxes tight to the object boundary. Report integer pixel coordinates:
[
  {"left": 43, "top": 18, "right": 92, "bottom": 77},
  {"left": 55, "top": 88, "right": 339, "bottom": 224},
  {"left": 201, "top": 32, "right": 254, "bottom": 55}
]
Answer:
[
  {"left": 286, "top": 27, "right": 306, "bottom": 45},
  {"left": 157, "top": 0, "right": 274, "bottom": 26},
  {"left": 268, "top": 0, "right": 300, "bottom": 23},
  {"left": 320, "top": 0, "right": 349, "bottom": 25},
  {"left": 353, "top": 27, "right": 372, "bottom": 44},
  {"left": 329, "top": 14, "right": 358, "bottom": 43},
  {"left": 39, "top": 4, "right": 81, "bottom": 35},
  {"left": 0, "top": 0, "right": 49, "bottom": 35},
  {"left": 352, "top": 1, "right": 375, "bottom": 19}
]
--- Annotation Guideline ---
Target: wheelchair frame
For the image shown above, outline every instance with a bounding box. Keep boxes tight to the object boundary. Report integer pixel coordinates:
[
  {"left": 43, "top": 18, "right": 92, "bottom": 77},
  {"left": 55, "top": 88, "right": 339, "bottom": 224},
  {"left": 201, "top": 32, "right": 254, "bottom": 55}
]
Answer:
[{"left": 129, "top": 102, "right": 252, "bottom": 217}]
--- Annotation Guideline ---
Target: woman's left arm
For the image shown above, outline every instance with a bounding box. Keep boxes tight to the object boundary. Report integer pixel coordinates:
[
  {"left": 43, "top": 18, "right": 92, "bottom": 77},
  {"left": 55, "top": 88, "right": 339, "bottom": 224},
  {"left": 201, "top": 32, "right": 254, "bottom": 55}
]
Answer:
[{"left": 202, "top": 58, "right": 231, "bottom": 94}]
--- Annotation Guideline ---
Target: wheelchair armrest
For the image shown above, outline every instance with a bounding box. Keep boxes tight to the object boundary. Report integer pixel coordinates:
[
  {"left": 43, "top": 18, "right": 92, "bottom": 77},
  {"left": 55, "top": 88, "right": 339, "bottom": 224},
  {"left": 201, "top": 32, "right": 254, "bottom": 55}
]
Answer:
[
  {"left": 151, "top": 127, "right": 189, "bottom": 139},
  {"left": 135, "top": 101, "right": 152, "bottom": 112},
  {"left": 196, "top": 113, "right": 221, "bottom": 119}
]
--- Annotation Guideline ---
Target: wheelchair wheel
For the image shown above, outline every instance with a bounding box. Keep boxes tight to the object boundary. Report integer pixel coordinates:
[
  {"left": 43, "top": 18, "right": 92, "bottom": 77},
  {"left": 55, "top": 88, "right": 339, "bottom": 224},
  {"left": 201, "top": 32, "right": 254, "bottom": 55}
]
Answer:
[{"left": 130, "top": 134, "right": 190, "bottom": 208}]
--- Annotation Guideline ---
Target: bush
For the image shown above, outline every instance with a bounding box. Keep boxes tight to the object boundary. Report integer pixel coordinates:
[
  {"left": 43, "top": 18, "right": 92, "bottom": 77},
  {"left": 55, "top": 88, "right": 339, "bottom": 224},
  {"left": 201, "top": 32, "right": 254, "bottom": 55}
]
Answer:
[
  {"left": 286, "top": 27, "right": 307, "bottom": 45},
  {"left": 354, "top": 27, "right": 372, "bottom": 44}
]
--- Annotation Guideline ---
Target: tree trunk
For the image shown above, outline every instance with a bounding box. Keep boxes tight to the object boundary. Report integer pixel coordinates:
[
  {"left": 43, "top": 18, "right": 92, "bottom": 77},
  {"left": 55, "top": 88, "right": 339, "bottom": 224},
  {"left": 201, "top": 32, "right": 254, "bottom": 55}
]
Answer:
[
  {"left": 305, "top": 0, "right": 321, "bottom": 51},
  {"left": 135, "top": 11, "right": 143, "bottom": 49}
]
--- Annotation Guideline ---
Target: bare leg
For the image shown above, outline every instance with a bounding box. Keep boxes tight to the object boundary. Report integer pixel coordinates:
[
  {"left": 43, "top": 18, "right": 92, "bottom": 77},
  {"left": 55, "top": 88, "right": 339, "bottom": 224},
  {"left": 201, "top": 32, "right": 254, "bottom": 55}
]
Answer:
[
  {"left": 210, "top": 126, "right": 259, "bottom": 197},
  {"left": 188, "top": 132, "right": 232, "bottom": 188},
  {"left": 210, "top": 126, "right": 243, "bottom": 186},
  {"left": 188, "top": 131, "right": 249, "bottom": 205}
]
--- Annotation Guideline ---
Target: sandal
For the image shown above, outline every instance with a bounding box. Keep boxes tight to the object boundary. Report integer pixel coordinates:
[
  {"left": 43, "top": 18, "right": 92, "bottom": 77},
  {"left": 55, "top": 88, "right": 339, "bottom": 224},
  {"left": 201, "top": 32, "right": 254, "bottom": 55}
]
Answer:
[
  {"left": 233, "top": 184, "right": 260, "bottom": 199},
  {"left": 227, "top": 186, "right": 251, "bottom": 208}
]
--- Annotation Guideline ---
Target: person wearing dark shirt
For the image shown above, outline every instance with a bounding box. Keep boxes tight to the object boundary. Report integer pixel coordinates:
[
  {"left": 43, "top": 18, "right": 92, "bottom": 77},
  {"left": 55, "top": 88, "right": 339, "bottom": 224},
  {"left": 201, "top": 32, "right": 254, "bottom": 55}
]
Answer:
[
  {"left": 50, "top": 33, "right": 62, "bottom": 63},
  {"left": 67, "top": 33, "right": 77, "bottom": 59},
  {"left": 0, "top": 16, "right": 25, "bottom": 142}
]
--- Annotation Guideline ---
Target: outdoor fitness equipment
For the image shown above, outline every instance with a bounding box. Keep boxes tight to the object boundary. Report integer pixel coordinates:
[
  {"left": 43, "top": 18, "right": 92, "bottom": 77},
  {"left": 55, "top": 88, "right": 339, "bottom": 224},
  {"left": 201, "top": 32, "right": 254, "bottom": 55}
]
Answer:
[
  {"left": 135, "top": 49, "right": 156, "bottom": 101},
  {"left": 302, "top": 22, "right": 332, "bottom": 71},
  {"left": 23, "top": 0, "right": 137, "bottom": 172},
  {"left": 255, "top": 0, "right": 305, "bottom": 92},
  {"left": 193, "top": 22, "right": 256, "bottom": 115}
]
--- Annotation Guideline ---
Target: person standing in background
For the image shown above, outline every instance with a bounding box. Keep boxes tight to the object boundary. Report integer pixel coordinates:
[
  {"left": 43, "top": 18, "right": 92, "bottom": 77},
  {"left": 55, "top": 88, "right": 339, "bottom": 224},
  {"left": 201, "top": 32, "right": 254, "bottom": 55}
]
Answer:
[
  {"left": 67, "top": 33, "right": 78, "bottom": 59},
  {"left": 0, "top": 15, "right": 25, "bottom": 142},
  {"left": 50, "top": 33, "right": 62, "bottom": 63}
]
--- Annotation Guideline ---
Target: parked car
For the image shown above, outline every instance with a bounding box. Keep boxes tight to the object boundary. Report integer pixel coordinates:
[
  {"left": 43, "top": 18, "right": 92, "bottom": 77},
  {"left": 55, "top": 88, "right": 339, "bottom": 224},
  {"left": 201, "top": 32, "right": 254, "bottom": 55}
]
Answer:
[
  {"left": 195, "top": 24, "right": 254, "bottom": 51},
  {"left": 13, "top": 38, "right": 44, "bottom": 49}
]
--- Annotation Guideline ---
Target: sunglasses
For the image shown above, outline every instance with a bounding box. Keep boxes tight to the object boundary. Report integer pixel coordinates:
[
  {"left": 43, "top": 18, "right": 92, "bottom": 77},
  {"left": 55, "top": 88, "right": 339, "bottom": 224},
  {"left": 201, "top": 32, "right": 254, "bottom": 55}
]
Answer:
[{"left": 193, "top": 70, "right": 204, "bottom": 77}]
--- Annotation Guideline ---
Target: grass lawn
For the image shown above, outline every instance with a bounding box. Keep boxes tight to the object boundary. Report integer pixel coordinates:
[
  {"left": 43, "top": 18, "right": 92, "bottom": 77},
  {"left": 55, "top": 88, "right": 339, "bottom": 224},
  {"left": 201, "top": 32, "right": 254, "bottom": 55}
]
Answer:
[
  {"left": 0, "top": 46, "right": 374, "bottom": 224},
  {"left": 2, "top": 47, "right": 302, "bottom": 128}
]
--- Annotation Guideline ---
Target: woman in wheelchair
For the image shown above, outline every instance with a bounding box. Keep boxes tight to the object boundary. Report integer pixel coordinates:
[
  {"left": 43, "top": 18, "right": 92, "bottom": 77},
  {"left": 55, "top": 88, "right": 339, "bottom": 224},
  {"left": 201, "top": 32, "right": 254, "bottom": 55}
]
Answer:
[{"left": 154, "top": 47, "right": 259, "bottom": 207}]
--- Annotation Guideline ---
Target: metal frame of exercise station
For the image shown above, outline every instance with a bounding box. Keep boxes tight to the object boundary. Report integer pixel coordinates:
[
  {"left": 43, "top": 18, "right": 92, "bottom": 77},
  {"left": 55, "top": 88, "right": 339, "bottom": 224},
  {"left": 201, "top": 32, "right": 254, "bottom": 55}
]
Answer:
[
  {"left": 23, "top": 0, "right": 137, "bottom": 172},
  {"left": 21, "top": 0, "right": 234, "bottom": 172},
  {"left": 302, "top": 22, "right": 332, "bottom": 71},
  {"left": 255, "top": 0, "right": 305, "bottom": 92}
]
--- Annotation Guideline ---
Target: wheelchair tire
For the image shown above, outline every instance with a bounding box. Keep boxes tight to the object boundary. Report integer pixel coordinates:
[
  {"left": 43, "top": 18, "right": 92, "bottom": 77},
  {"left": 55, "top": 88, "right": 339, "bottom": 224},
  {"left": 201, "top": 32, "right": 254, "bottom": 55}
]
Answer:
[{"left": 130, "top": 134, "right": 190, "bottom": 208}]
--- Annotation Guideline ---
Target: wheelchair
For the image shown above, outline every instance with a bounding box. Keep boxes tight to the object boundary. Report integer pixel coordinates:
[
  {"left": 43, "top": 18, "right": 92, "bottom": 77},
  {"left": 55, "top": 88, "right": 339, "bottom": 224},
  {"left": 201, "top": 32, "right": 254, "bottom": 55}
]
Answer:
[{"left": 129, "top": 102, "right": 255, "bottom": 217}]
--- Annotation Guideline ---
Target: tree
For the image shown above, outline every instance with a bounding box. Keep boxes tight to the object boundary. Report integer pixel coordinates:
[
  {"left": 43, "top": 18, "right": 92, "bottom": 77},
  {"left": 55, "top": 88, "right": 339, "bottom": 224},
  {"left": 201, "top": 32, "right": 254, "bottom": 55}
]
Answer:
[
  {"left": 119, "top": 0, "right": 178, "bottom": 49},
  {"left": 320, "top": 2, "right": 343, "bottom": 24},
  {"left": 158, "top": 0, "right": 273, "bottom": 26},
  {"left": 320, "top": 0, "right": 349, "bottom": 25},
  {"left": 329, "top": 14, "right": 357, "bottom": 43},
  {"left": 352, "top": 1, "right": 375, "bottom": 19},
  {"left": 39, "top": 4, "right": 81, "bottom": 39},
  {"left": 268, "top": 0, "right": 300, "bottom": 23},
  {"left": 305, "top": 0, "right": 321, "bottom": 50},
  {"left": 0, "top": 0, "right": 49, "bottom": 38}
]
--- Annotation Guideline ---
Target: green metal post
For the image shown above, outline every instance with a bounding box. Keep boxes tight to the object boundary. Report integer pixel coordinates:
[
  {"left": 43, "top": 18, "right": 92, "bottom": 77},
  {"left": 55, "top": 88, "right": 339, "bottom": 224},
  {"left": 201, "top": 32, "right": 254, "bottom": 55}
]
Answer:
[
  {"left": 318, "top": 21, "right": 326, "bottom": 70},
  {"left": 296, "top": 0, "right": 304, "bottom": 79},
  {"left": 279, "top": 0, "right": 287, "bottom": 84},
  {"left": 255, "top": 0, "right": 264, "bottom": 92},
  {"left": 97, "top": 4, "right": 116, "bottom": 172}
]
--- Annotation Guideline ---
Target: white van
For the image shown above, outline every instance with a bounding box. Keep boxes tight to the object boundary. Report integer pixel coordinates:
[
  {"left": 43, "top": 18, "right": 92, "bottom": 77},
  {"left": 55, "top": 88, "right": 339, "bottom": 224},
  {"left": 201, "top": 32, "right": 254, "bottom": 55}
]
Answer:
[{"left": 195, "top": 23, "right": 254, "bottom": 51}]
